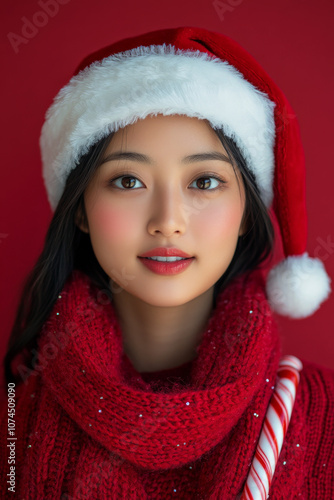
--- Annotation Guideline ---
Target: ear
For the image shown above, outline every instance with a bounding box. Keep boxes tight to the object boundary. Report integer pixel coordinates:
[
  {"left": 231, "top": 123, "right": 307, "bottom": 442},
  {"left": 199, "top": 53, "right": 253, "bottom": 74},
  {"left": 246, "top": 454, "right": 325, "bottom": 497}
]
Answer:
[{"left": 75, "top": 205, "right": 89, "bottom": 234}]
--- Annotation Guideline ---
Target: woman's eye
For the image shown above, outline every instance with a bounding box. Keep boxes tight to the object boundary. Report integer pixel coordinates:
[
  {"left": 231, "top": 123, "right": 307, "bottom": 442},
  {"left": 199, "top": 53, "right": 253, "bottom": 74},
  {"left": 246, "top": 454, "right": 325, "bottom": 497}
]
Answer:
[
  {"left": 109, "top": 176, "right": 144, "bottom": 189},
  {"left": 108, "top": 174, "right": 225, "bottom": 191},
  {"left": 189, "top": 176, "right": 224, "bottom": 190}
]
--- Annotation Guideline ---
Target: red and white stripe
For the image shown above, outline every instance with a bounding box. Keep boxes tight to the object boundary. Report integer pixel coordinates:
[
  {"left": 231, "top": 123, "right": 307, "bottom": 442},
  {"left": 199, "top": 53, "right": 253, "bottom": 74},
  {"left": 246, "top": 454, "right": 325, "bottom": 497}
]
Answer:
[{"left": 240, "top": 355, "right": 303, "bottom": 500}]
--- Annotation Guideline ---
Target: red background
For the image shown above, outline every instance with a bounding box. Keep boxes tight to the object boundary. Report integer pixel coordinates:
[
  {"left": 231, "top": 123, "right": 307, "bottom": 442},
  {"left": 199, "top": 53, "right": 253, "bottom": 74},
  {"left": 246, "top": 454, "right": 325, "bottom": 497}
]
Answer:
[{"left": 1, "top": 0, "right": 333, "bottom": 395}]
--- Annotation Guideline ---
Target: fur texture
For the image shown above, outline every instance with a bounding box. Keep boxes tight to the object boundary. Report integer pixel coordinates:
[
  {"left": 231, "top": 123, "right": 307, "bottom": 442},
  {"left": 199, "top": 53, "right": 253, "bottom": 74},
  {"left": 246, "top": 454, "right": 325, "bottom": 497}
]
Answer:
[
  {"left": 266, "top": 252, "right": 332, "bottom": 318},
  {"left": 40, "top": 44, "right": 276, "bottom": 211}
]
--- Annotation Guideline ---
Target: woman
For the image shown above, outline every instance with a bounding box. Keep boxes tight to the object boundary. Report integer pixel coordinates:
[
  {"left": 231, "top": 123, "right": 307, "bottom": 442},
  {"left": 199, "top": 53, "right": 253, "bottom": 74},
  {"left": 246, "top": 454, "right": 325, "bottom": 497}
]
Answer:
[{"left": 1, "top": 26, "right": 333, "bottom": 499}]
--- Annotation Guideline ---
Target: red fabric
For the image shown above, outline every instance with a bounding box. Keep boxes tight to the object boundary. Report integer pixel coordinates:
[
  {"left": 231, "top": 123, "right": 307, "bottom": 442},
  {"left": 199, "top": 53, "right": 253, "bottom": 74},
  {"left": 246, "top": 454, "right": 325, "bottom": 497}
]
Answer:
[
  {"left": 75, "top": 26, "right": 308, "bottom": 258},
  {"left": 1, "top": 269, "right": 333, "bottom": 499}
]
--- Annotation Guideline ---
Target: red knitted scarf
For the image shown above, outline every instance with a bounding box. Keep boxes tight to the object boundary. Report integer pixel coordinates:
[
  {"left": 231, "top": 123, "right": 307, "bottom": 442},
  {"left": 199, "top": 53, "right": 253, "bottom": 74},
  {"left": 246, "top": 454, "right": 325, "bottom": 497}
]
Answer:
[{"left": 18, "top": 269, "right": 284, "bottom": 499}]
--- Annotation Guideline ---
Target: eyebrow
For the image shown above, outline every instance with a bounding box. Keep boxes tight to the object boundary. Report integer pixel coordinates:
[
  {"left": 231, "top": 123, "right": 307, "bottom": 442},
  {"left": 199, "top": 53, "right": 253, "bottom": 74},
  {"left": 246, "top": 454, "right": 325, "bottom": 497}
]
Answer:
[{"left": 100, "top": 151, "right": 232, "bottom": 166}]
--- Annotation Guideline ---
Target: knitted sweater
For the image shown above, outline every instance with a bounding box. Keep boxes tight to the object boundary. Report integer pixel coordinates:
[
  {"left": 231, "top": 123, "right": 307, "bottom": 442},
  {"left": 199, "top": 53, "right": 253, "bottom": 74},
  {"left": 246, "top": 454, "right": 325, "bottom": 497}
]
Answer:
[{"left": 0, "top": 269, "right": 333, "bottom": 499}]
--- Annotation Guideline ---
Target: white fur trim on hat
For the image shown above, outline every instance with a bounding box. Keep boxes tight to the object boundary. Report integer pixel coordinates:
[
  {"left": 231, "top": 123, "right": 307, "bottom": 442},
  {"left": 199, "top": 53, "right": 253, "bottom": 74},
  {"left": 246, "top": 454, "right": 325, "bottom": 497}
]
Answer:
[
  {"left": 40, "top": 44, "right": 276, "bottom": 211},
  {"left": 266, "top": 253, "right": 332, "bottom": 318}
]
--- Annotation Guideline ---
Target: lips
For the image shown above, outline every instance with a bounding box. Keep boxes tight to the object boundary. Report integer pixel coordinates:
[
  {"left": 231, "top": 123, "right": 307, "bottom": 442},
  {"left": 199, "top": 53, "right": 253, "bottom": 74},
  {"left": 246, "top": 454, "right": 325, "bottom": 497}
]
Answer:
[
  {"left": 138, "top": 254, "right": 195, "bottom": 275},
  {"left": 139, "top": 247, "right": 192, "bottom": 258},
  {"left": 138, "top": 247, "right": 195, "bottom": 275}
]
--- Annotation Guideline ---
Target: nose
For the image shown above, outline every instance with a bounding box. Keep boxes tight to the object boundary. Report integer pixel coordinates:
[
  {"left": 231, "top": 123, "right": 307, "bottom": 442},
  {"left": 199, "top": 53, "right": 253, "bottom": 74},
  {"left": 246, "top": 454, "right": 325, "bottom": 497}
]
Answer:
[{"left": 146, "top": 185, "right": 187, "bottom": 237}]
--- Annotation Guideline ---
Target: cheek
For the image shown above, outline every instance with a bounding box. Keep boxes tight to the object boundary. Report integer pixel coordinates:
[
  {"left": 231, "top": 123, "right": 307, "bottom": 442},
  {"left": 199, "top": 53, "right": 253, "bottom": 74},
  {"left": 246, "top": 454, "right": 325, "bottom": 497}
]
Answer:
[
  {"left": 87, "top": 201, "right": 140, "bottom": 245},
  {"left": 194, "top": 198, "right": 243, "bottom": 241}
]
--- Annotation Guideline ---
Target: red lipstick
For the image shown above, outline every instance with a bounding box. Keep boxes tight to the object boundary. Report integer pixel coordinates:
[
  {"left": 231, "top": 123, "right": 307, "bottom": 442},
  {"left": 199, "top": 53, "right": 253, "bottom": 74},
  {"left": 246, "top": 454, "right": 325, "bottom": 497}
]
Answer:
[
  {"left": 138, "top": 247, "right": 195, "bottom": 275},
  {"left": 139, "top": 247, "right": 192, "bottom": 258}
]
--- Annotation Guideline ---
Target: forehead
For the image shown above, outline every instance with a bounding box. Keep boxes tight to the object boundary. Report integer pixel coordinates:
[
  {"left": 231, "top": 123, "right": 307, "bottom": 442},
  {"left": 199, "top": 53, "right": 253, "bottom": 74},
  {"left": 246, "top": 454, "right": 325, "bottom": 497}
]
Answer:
[{"left": 107, "top": 114, "right": 226, "bottom": 152}]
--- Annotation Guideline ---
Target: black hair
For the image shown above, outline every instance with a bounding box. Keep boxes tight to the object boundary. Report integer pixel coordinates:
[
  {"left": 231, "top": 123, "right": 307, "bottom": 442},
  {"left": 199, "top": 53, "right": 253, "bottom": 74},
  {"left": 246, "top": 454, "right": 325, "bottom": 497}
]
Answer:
[
  {"left": 3, "top": 126, "right": 274, "bottom": 386},
  {"left": 211, "top": 128, "right": 274, "bottom": 306}
]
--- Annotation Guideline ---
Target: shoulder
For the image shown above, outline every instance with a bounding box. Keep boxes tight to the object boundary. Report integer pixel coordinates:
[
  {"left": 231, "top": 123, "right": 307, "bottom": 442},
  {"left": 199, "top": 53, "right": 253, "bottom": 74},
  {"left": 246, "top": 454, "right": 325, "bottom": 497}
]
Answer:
[
  {"left": 295, "top": 358, "right": 334, "bottom": 491},
  {"left": 297, "top": 357, "right": 334, "bottom": 436},
  {"left": 298, "top": 357, "right": 334, "bottom": 410}
]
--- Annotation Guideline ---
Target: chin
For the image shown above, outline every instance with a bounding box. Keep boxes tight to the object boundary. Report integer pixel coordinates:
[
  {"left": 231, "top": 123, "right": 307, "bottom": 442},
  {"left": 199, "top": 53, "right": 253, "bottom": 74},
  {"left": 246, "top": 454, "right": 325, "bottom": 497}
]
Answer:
[{"left": 134, "top": 289, "right": 199, "bottom": 308}]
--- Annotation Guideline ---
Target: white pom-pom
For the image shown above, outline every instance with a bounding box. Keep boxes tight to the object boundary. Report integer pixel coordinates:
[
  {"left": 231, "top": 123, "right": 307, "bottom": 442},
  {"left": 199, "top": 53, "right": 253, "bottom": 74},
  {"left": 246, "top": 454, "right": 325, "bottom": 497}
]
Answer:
[{"left": 266, "top": 253, "right": 331, "bottom": 318}]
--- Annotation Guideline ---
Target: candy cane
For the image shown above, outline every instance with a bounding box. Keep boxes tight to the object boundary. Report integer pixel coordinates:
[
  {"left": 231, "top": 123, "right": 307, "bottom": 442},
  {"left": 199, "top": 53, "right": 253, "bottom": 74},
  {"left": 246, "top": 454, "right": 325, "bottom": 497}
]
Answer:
[{"left": 240, "top": 355, "right": 303, "bottom": 500}]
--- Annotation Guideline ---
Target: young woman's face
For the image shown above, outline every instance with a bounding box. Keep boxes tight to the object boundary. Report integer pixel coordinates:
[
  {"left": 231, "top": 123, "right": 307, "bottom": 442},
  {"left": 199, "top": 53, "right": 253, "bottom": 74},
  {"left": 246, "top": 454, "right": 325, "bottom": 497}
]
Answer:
[{"left": 79, "top": 114, "right": 246, "bottom": 307}]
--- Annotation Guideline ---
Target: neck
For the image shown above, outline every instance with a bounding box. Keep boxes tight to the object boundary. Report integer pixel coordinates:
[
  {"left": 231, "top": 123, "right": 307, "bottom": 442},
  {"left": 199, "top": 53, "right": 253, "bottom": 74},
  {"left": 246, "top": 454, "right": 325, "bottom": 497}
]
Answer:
[{"left": 111, "top": 284, "right": 215, "bottom": 373}]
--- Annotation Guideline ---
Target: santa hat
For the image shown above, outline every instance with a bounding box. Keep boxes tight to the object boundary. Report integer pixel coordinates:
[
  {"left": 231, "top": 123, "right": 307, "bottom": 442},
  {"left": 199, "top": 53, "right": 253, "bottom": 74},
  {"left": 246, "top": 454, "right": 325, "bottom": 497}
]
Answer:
[{"left": 40, "top": 26, "right": 331, "bottom": 319}]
